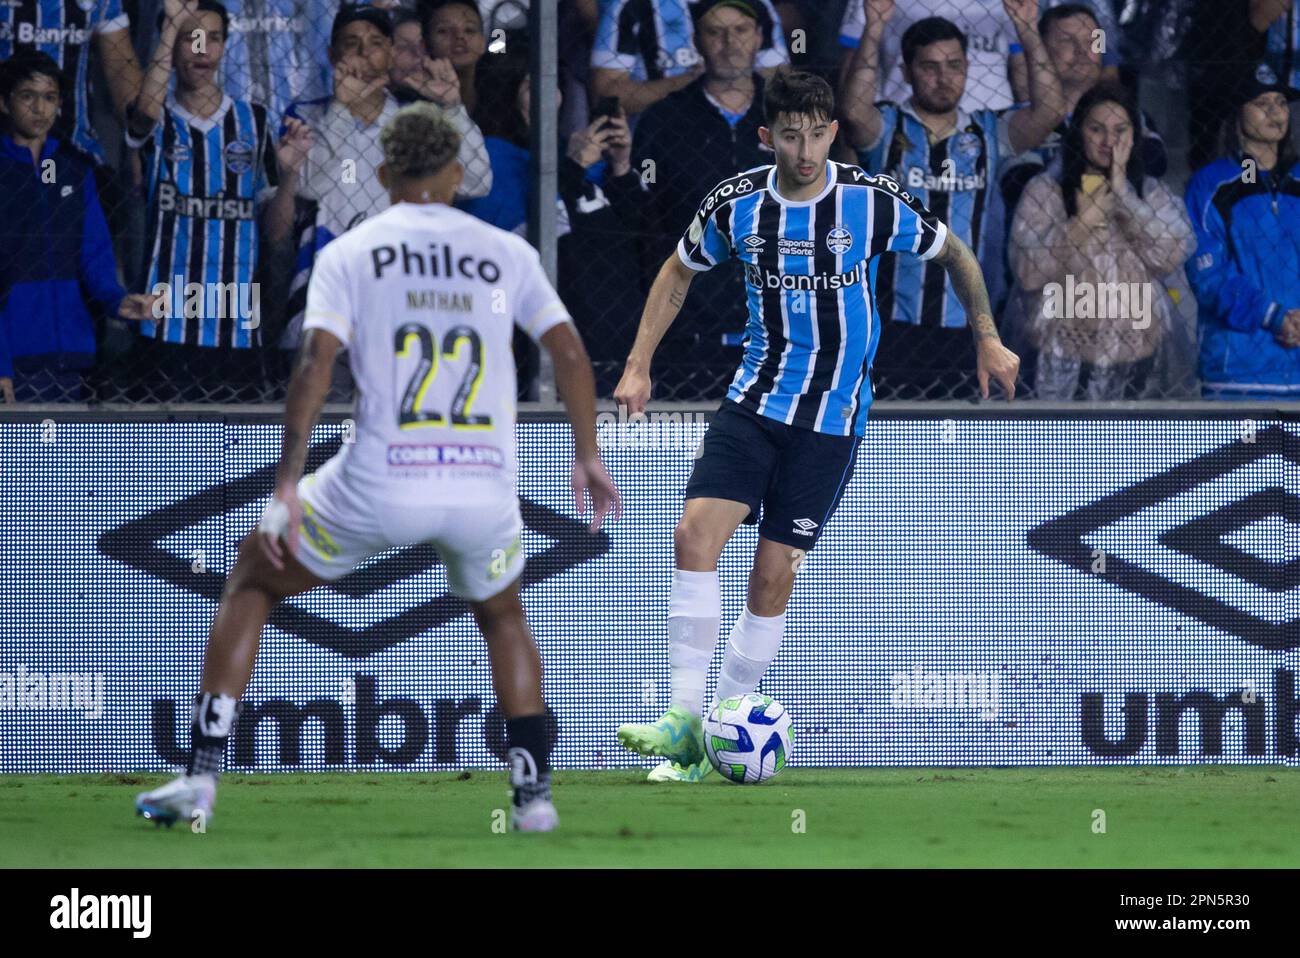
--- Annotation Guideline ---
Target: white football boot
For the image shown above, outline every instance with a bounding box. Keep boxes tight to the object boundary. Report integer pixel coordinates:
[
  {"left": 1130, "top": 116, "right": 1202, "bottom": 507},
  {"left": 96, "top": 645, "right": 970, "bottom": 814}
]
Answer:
[
  {"left": 511, "top": 793, "right": 560, "bottom": 832},
  {"left": 508, "top": 746, "right": 558, "bottom": 832},
  {"left": 135, "top": 773, "right": 216, "bottom": 827}
]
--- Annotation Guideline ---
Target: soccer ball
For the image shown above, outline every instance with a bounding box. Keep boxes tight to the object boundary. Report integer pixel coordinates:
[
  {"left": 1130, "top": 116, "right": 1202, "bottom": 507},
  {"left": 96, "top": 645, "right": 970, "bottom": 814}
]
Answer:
[{"left": 704, "top": 693, "right": 793, "bottom": 784}]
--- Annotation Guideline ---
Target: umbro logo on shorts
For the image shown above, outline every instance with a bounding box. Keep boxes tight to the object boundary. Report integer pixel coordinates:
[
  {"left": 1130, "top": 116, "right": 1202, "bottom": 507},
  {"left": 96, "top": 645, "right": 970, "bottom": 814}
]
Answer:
[{"left": 792, "top": 518, "right": 819, "bottom": 537}]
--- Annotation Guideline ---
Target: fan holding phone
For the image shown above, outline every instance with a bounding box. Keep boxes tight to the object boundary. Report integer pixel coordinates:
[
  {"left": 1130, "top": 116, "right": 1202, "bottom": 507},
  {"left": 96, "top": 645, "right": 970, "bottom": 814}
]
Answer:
[{"left": 567, "top": 96, "right": 633, "bottom": 176}]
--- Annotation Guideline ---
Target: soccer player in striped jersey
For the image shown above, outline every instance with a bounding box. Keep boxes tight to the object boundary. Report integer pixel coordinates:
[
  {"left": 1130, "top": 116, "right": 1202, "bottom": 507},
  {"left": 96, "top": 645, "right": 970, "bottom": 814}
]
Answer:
[
  {"left": 126, "top": 0, "right": 311, "bottom": 400},
  {"left": 613, "top": 70, "right": 1019, "bottom": 781},
  {"left": 840, "top": 0, "right": 1063, "bottom": 398},
  {"left": 0, "top": 0, "right": 142, "bottom": 164},
  {"left": 135, "top": 102, "right": 620, "bottom": 832}
]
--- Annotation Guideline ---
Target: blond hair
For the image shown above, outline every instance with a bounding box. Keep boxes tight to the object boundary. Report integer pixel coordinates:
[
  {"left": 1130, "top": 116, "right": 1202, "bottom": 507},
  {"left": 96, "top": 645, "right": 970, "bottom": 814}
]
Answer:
[{"left": 380, "top": 101, "right": 462, "bottom": 180}]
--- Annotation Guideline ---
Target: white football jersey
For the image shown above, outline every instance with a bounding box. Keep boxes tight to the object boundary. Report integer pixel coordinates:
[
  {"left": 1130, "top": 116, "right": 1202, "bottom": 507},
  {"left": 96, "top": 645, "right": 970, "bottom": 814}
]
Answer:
[{"left": 302, "top": 201, "right": 571, "bottom": 505}]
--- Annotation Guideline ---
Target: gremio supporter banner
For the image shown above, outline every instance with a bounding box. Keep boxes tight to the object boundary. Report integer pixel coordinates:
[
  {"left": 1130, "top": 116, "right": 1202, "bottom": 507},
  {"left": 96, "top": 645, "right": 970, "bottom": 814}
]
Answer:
[{"left": 1, "top": 411, "right": 1298, "bottom": 772}]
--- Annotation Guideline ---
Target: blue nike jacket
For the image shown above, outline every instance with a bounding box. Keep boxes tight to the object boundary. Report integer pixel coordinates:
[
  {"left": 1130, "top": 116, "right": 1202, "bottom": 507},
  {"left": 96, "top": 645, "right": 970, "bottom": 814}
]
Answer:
[{"left": 0, "top": 135, "right": 124, "bottom": 380}]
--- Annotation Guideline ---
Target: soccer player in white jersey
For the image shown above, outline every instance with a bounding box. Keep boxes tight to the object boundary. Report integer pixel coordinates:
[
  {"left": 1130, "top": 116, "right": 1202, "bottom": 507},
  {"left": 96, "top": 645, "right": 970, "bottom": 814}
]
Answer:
[
  {"left": 135, "top": 102, "right": 620, "bottom": 832},
  {"left": 614, "top": 71, "right": 1019, "bottom": 780}
]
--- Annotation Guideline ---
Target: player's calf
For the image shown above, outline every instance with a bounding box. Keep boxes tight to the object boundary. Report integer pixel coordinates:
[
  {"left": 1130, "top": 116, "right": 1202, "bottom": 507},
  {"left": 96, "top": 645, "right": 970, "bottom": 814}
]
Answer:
[{"left": 471, "top": 582, "right": 557, "bottom": 832}]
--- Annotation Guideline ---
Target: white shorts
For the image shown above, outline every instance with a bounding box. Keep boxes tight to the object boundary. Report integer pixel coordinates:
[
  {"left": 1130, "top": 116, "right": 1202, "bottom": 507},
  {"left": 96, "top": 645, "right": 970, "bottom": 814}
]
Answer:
[{"left": 291, "top": 455, "right": 525, "bottom": 602}]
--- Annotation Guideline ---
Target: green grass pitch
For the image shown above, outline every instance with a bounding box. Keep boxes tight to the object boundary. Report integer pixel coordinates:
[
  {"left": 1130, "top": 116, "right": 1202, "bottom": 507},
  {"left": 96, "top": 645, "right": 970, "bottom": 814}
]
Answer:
[{"left": 1, "top": 767, "right": 1296, "bottom": 868}]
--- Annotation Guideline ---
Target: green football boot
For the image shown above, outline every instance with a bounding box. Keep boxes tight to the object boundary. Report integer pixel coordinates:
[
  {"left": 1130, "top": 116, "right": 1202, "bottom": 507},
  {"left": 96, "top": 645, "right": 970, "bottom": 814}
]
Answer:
[{"left": 616, "top": 705, "right": 705, "bottom": 766}]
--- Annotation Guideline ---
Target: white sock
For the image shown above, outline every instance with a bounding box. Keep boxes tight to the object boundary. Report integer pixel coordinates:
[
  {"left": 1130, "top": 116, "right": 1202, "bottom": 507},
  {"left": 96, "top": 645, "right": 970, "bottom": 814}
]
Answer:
[
  {"left": 715, "top": 607, "right": 787, "bottom": 703},
  {"left": 668, "top": 569, "right": 720, "bottom": 716}
]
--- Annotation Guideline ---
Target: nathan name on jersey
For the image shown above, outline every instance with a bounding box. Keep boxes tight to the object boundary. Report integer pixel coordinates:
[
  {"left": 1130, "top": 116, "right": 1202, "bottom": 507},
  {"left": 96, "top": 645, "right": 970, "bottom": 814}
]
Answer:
[
  {"left": 678, "top": 161, "right": 948, "bottom": 437},
  {"left": 302, "top": 202, "right": 572, "bottom": 505}
]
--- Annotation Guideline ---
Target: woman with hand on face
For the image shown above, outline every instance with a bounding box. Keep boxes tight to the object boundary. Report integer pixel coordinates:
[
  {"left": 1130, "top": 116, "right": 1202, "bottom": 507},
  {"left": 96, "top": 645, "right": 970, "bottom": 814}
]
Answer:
[
  {"left": 388, "top": 7, "right": 493, "bottom": 200},
  {"left": 1009, "top": 84, "right": 1195, "bottom": 401}
]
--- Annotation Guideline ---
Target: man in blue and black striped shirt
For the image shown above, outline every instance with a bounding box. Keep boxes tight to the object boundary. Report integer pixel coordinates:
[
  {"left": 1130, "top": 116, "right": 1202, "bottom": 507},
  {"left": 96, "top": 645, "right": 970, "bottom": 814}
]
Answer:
[
  {"left": 841, "top": 0, "right": 1064, "bottom": 398},
  {"left": 613, "top": 70, "right": 1019, "bottom": 781},
  {"left": 125, "top": 0, "right": 310, "bottom": 400}
]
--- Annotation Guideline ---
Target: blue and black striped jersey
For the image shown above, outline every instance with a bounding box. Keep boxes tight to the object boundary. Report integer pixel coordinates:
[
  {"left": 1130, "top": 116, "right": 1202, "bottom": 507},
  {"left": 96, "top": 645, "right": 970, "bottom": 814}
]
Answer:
[
  {"left": 678, "top": 161, "right": 948, "bottom": 437},
  {"left": 131, "top": 94, "right": 277, "bottom": 347},
  {"left": 0, "top": 0, "right": 128, "bottom": 163},
  {"left": 218, "top": 0, "right": 341, "bottom": 127},
  {"left": 858, "top": 101, "right": 1017, "bottom": 329}
]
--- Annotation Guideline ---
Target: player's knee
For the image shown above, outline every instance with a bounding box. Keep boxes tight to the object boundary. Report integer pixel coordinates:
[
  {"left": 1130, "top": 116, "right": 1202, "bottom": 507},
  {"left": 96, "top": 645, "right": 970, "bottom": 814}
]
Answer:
[
  {"left": 223, "top": 534, "right": 276, "bottom": 599},
  {"left": 472, "top": 582, "right": 526, "bottom": 632},
  {"left": 673, "top": 518, "right": 719, "bottom": 569}
]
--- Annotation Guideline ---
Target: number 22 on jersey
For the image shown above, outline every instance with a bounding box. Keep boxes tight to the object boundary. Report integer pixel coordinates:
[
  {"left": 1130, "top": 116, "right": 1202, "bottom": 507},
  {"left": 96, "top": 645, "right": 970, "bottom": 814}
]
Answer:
[{"left": 393, "top": 322, "right": 492, "bottom": 430}]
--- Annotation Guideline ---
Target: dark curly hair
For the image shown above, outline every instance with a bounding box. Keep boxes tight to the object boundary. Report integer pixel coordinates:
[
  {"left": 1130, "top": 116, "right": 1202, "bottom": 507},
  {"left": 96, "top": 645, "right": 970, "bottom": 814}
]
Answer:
[
  {"left": 763, "top": 70, "right": 834, "bottom": 127},
  {"left": 380, "top": 102, "right": 462, "bottom": 179}
]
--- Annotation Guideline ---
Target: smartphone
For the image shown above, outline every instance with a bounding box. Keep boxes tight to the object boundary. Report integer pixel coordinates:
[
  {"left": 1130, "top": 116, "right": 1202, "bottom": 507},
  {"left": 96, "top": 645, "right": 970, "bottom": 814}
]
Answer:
[
  {"left": 591, "top": 95, "right": 620, "bottom": 129},
  {"left": 1081, "top": 174, "right": 1106, "bottom": 195}
]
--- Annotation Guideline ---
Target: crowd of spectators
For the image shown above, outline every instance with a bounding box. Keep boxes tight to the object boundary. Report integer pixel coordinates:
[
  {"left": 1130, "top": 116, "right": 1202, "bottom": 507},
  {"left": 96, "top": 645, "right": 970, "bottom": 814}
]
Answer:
[{"left": 1, "top": 0, "right": 1298, "bottom": 404}]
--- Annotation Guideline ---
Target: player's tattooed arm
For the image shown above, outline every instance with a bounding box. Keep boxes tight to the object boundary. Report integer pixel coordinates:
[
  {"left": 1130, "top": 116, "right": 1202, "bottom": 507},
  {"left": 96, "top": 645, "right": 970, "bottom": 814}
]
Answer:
[
  {"left": 934, "top": 232, "right": 999, "bottom": 341},
  {"left": 625, "top": 254, "right": 695, "bottom": 370},
  {"left": 935, "top": 232, "right": 1021, "bottom": 398},
  {"left": 615, "top": 254, "right": 696, "bottom": 415},
  {"left": 275, "top": 329, "right": 340, "bottom": 491}
]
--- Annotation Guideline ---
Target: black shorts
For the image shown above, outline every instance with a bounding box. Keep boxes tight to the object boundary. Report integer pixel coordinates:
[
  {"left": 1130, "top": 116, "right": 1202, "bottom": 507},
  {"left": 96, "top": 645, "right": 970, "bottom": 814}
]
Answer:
[{"left": 685, "top": 400, "right": 860, "bottom": 549}]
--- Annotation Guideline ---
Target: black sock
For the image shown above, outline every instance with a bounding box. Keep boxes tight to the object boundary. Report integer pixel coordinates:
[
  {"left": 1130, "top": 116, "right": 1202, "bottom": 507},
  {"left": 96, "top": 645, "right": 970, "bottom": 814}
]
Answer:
[
  {"left": 506, "top": 713, "right": 551, "bottom": 805},
  {"left": 187, "top": 692, "right": 240, "bottom": 778}
]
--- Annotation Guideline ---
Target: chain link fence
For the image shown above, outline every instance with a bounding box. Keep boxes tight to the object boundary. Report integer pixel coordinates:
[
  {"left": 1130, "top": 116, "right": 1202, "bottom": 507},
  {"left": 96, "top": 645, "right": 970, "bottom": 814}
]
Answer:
[{"left": 2, "top": 1, "right": 1299, "bottom": 405}]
